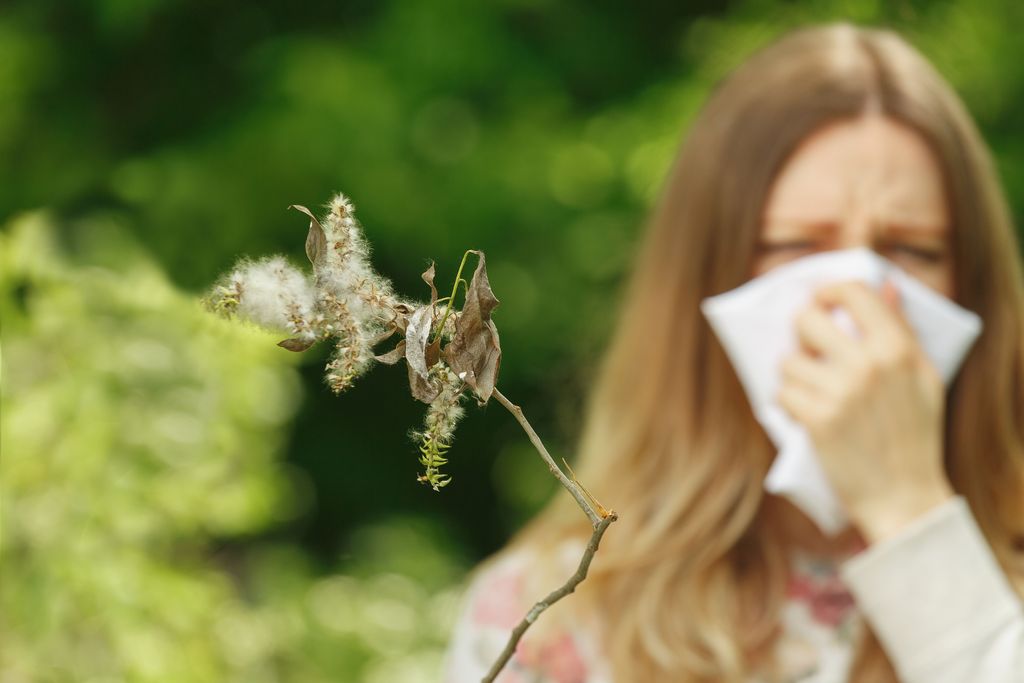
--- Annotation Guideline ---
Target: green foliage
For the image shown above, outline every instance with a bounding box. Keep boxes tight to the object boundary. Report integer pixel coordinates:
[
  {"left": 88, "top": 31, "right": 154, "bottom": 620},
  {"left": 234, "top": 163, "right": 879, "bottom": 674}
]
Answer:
[
  {"left": 0, "top": 214, "right": 299, "bottom": 679},
  {"left": 0, "top": 215, "right": 465, "bottom": 681}
]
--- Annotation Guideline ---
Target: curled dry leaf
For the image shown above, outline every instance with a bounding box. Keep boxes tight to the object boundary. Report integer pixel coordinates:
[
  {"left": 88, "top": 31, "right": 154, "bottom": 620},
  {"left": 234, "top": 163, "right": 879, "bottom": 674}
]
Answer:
[
  {"left": 405, "top": 304, "right": 442, "bottom": 403},
  {"left": 422, "top": 260, "right": 439, "bottom": 306},
  {"left": 442, "top": 250, "right": 501, "bottom": 403},
  {"left": 367, "top": 325, "right": 400, "bottom": 348},
  {"left": 289, "top": 204, "right": 327, "bottom": 268},
  {"left": 420, "top": 261, "right": 442, "bottom": 367},
  {"left": 391, "top": 302, "right": 416, "bottom": 335},
  {"left": 277, "top": 337, "right": 316, "bottom": 352},
  {"left": 373, "top": 339, "right": 407, "bottom": 365}
]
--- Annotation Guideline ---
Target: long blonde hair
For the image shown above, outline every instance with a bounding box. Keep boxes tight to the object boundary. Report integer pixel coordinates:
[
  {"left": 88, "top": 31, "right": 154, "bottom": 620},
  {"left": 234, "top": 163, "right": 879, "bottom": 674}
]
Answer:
[{"left": 477, "top": 20, "right": 1024, "bottom": 683}]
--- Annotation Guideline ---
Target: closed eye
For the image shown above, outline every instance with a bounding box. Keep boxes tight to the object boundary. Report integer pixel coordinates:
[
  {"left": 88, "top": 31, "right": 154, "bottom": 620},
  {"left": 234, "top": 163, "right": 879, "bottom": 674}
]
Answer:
[
  {"left": 755, "top": 241, "right": 814, "bottom": 252},
  {"left": 887, "top": 244, "right": 945, "bottom": 262},
  {"left": 755, "top": 242, "right": 944, "bottom": 262}
]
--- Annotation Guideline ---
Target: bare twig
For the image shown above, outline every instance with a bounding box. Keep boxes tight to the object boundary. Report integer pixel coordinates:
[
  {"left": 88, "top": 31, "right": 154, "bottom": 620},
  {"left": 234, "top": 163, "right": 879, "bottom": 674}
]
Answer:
[
  {"left": 491, "top": 388, "right": 604, "bottom": 527},
  {"left": 486, "top": 387, "right": 618, "bottom": 682},
  {"left": 482, "top": 513, "right": 617, "bottom": 683}
]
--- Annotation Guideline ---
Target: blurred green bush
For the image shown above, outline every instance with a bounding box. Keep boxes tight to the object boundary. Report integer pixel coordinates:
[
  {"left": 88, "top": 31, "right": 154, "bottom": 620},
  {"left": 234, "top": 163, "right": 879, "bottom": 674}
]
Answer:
[{"left": 0, "top": 215, "right": 467, "bottom": 681}]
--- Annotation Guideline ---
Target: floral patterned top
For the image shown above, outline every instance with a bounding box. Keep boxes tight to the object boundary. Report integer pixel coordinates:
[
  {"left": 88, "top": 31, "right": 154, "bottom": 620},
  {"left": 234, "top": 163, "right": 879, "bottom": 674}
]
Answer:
[
  {"left": 441, "top": 496, "right": 1024, "bottom": 683},
  {"left": 441, "top": 543, "right": 867, "bottom": 683}
]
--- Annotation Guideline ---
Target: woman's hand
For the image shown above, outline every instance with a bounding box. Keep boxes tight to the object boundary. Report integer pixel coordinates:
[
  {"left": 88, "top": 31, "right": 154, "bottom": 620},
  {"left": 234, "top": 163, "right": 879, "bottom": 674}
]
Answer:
[{"left": 776, "top": 276, "right": 955, "bottom": 544}]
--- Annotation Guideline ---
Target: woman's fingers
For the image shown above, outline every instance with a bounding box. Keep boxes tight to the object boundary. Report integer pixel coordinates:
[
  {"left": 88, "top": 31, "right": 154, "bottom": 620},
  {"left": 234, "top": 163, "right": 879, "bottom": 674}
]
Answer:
[
  {"left": 780, "top": 348, "right": 842, "bottom": 396},
  {"left": 792, "top": 300, "right": 861, "bottom": 368},
  {"left": 814, "top": 279, "right": 909, "bottom": 347},
  {"left": 776, "top": 375, "right": 820, "bottom": 424}
]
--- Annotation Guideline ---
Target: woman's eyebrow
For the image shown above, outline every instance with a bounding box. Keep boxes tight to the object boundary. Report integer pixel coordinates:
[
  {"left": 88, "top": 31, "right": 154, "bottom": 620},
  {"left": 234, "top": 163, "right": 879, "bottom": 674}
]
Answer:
[
  {"left": 882, "top": 223, "right": 950, "bottom": 238},
  {"left": 762, "top": 219, "right": 948, "bottom": 238},
  {"left": 760, "top": 219, "right": 837, "bottom": 236}
]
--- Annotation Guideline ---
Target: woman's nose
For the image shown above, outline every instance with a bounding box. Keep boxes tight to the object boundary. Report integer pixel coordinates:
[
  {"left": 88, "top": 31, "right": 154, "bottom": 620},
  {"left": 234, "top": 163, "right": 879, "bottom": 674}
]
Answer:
[{"left": 832, "top": 215, "right": 881, "bottom": 252}]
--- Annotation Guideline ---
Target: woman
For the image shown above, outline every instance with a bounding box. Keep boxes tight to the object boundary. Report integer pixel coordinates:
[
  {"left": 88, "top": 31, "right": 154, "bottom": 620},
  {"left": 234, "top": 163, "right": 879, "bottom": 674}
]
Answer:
[{"left": 443, "top": 20, "right": 1024, "bottom": 683}]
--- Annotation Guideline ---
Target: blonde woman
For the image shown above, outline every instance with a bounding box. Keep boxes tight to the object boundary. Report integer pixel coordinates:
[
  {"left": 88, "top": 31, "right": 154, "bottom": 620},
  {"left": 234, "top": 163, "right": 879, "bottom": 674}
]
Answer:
[{"left": 442, "top": 20, "right": 1024, "bottom": 683}]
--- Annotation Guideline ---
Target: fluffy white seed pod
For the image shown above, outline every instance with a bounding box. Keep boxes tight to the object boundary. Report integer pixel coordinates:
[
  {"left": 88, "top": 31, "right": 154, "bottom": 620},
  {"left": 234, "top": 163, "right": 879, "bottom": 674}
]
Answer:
[
  {"left": 315, "top": 193, "right": 399, "bottom": 330},
  {"left": 224, "top": 255, "right": 318, "bottom": 340}
]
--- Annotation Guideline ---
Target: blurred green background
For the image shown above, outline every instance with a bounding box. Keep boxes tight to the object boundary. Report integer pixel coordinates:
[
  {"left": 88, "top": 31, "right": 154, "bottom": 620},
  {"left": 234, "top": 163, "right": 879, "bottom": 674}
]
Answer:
[{"left": 2, "top": 0, "right": 1023, "bottom": 681}]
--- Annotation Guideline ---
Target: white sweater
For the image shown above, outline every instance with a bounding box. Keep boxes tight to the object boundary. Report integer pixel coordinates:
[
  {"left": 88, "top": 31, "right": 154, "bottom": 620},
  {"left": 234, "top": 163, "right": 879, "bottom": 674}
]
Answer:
[
  {"left": 442, "top": 495, "right": 1024, "bottom": 682},
  {"left": 837, "top": 495, "right": 1023, "bottom": 682}
]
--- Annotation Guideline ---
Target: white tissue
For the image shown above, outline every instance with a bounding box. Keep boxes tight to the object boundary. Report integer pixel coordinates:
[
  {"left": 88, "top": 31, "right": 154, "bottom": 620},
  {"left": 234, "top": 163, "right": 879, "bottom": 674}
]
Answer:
[{"left": 699, "top": 247, "right": 982, "bottom": 536}]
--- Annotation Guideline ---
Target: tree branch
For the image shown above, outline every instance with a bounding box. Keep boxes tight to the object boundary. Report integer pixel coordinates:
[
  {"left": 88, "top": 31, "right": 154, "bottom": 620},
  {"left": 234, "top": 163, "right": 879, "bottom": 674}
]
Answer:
[
  {"left": 481, "top": 512, "right": 616, "bottom": 683},
  {"left": 491, "top": 388, "right": 604, "bottom": 526},
  {"left": 483, "top": 387, "right": 618, "bottom": 683}
]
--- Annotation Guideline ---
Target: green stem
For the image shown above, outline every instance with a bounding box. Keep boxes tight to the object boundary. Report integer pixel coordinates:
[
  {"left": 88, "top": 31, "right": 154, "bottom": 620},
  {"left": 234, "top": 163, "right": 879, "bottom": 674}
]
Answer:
[{"left": 430, "top": 250, "right": 474, "bottom": 344}]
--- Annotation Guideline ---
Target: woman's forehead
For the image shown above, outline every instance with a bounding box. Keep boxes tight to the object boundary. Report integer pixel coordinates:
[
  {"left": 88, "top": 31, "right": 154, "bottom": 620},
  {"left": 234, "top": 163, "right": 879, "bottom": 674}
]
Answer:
[{"left": 762, "top": 116, "right": 950, "bottom": 232}]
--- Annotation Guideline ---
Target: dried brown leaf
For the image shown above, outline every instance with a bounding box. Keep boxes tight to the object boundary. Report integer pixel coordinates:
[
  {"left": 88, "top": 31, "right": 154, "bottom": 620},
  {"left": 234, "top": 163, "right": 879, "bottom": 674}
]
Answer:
[
  {"left": 422, "top": 261, "right": 439, "bottom": 306},
  {"left": 405, "top": 304, "right": 441, "bottom": 403},
  {"left": 391, "top": 302, "right": 416, "bottom": 334},
  {"left": 425, "top": 336, "right": 441, "bottom": 368},
  {"left": 278, "top": 337, "right": 316, "bottom": 352},
  {"left": 367, "top": 325, "right": 400, "bottom": 347},
  {"left": 374, "top": 339, "right": 407, "bottom": 365},
  {"left": 289, "top": 204, "right": 327, "bottom": 267},
  {"left": 442, "top": 250, "right": 502, "bottom": 403}
]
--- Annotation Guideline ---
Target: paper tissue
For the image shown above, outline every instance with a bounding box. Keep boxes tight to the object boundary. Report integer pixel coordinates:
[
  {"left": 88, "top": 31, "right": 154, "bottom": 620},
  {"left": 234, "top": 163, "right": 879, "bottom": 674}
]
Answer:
[{"left": 699, "top": 246, "right": 982, "bottom": 536}]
